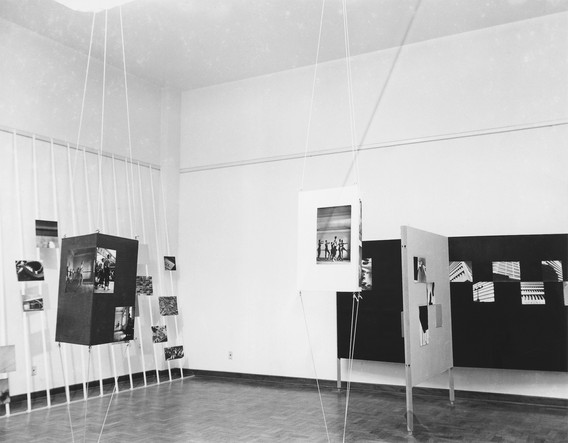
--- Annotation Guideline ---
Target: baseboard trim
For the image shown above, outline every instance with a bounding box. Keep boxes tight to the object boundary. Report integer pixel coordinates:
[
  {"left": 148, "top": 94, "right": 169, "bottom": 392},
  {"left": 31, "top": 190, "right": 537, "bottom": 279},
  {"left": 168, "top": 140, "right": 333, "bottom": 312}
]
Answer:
[{"left": 189, "top": 369, "right": 568, "bottom": 409}]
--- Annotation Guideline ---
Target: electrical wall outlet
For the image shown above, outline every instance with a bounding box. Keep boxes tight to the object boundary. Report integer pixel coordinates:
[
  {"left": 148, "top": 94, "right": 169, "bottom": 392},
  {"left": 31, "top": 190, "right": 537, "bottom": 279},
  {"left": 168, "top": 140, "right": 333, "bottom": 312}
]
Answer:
[
  {"left": 228, "top": 351, "right": 233, "bottom": 360},
  {"left": 31, "top": 366, "right": 37, "bottom": 376}
]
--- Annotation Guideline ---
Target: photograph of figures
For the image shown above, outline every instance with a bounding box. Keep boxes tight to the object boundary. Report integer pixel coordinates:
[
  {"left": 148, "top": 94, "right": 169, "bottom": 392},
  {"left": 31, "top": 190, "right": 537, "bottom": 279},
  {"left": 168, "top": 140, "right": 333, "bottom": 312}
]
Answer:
[
  {"left": 316, "top": 205, "right": 351, "bottom": 264},
  {"left": 413, "top": 257, "right": 427, "bottom": 283},
  {"left": 113, "top": 306, "right": 135, "bottom": 342},
  {"left": 15, "top": 260, "right": 44, "bottom": 282},
  {"left": 164, "top": 345, "right": 184, "bottom": 361},
  {"left": 360, "top": 258, "right": 372, "bottom": 291},
  {"left": 35, "top": 219, "right": 59, "bottom": 248},
  {"left": 94, "top": 248, "right": 116, "bottom": 293},
  {"left": 64, "top": 247, "right": 95, "bottom": 294}
]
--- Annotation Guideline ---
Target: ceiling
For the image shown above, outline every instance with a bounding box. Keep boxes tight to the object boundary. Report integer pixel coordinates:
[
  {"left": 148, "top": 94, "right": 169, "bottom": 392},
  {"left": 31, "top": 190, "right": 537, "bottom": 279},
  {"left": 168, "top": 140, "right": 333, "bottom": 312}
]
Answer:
[{"left": 1, "top": 0, "right": 567, "bottom": 90}]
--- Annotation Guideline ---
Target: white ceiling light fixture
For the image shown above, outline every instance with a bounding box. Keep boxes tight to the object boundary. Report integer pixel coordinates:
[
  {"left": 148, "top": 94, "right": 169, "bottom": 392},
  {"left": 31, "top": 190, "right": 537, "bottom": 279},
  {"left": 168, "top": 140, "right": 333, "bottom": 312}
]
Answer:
[{"left": 52, "top": 0, "right": 137, "bottom": 13}]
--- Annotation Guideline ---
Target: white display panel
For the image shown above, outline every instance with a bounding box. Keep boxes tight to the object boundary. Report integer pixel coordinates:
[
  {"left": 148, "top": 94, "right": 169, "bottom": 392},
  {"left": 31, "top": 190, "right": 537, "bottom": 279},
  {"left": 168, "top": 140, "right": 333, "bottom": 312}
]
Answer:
[{"left": 297, "top": 186, "right": 361, "bottom": 292}]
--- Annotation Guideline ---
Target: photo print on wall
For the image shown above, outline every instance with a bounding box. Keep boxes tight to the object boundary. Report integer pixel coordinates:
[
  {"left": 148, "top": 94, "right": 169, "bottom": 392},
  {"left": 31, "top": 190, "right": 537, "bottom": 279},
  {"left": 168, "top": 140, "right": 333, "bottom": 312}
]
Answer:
[
  {"left": 23, "top": 298, "right": 44, "bottom": 311},
  {"left": 492, "top": 261, "right": 521, "bottom": 281},
  {"left": 521, "top": 282, "right": 546, "bottom": 305},
  {"left": 541, "top": 260, "right": 563, "bottom": 281},
  {"left": 449, "top": 261, "right": 473, "bottom": 282},
  {"left": 15, "top": 260, "right": 44, "bottom": 282},
  {"left": 164, "top": 345, "right": 184, "bottom": 361},
  {"left": 359, "top": 258, "right": 372, "bottom": 290},
  {"left": 64, "top": 247, "right": 95, "bottom": 295},
  {"left": 113, "top": 306, "right": 135, "bottom": 342},
  {"left": 426, "top": 282, "right": 435, "bottom": 305},
  {"left": 94, "top": 248, "right": 116, "bottom": 293},
  {"left": 473, "top": 282, "right": 495, "bottom": 302},
  {"left": 151, "top": 325, "right": 167, "bottom": 343},
  {"left": 35, "top": 219, "right": 59, "bottom": 248},
  {"left": 136, "top": 276, "right": 153, "bottom": 296},
  {"left": 564, "top": 282, "right": 568, "bottom": 306},
  {"left": 413, "top": 257, "right": 427, "bottom": 283},
  {"left": 418, "top": 305, "right": 429, "bottom": 346},
  {"left": 164, "top": 256, "right": 176, "bottom": 271},
  {"left": 316, "top": 205, "right": 351, "bottom": 264},
  {"left": 158, "top": 296, "right": 178, "bottom": 316},
  {"left": 0, "top": 379, "right": 9, "bottom": 405}
]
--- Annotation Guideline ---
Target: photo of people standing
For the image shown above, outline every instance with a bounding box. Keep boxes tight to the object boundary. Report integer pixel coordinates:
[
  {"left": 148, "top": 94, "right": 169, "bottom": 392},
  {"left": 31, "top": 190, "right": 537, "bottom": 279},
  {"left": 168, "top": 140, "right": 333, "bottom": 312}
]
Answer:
[
  {"left": 94, "top": 248, "right": 116, "bottom": 293},
  {"left": 316, "top": 205, "right": 351, "bottom": 264}
]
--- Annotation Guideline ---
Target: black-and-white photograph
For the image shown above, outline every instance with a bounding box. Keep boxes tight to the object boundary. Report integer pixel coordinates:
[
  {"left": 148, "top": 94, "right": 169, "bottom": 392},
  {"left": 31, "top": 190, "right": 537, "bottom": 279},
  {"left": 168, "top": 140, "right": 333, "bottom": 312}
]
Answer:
[
  {"left": 541, "top": 260, "right": 563, "bottom": 281},
  {"left": 413, "top": 257, "right": 427, "bottom": 283},
  {"left": 136, "top": 276, "right": 153, "bottom": 296},
  {"left": 94, "top": 248, "right": 116, "bottom": 293},
  {"left": 521, "top": 282, "right": 546, "bottom": 305},
  {"left": 449, "top": 261, "right": 473, "bottom": 282},
  {"left": 0, "top": 378, "right": 9, "bottom": 405},
  {"left": 426, "top": 282, "right": 435, "bottom": 305},
  {"left": 159, "top": 296, "right": 178, "bottom": 316},
  {"left": 164, "top": 345, "right": 184, "bottom": 361},
  {"left": 492, "top": 261, "right": 521, "bottom": 281},
  {"left": 64, "top": 248, "right": 95, "bottom": 294},
  {"left": 472, "top": 282, "right": 495, "bottom": 303},
  {"left": 23, "top": 297, "right": 44, "bottom": 311},
  {"left": 15, "top": 260, "right": 44, "bottom": 282},
  {"left": 35, "top": 219, "right": 59, "bottom": 248},
  {"left": 418, "top": 305, "right": 429, "bottom": 347},
  {"left": 151, "top": 325, "right": 167, "bottom": 343},
  {"left": 359, "top": 258, "right": 372, "bottom": 290},
  {"left": 113, "top": 306, "right": 135, "bottom": 342},
  {"left": 316, "top": 205, "right": 351, "bottom": 264},
  {"left": 164, "top": 256, "right": 177, "bottom": 271}
]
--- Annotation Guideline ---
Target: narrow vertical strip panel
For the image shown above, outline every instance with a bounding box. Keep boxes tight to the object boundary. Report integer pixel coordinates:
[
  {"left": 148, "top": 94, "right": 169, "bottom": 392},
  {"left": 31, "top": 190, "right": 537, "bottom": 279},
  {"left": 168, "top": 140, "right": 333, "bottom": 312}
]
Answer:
[
  {"left": 13, "top": 133, "right": 32, "bottom": 412},
  {"left": 66, "top": 145, "right": 78, "bottom": 235},
  {"left": 97, "top": 346, "right": 104, "bottom": 396},
  {"left": 61, "top": 344, "right": 71, "bottom": 404},
  {"left": 0, "top": 224, "right": 11, "bottom": 416},
  {"left": 124, "top": 160, "right": 134, "bottom": 238},
  {"left": 110, "top": 346, "right": 119, "bottom": 393},
  {"left": 111, "top": 155, "right": 120, "bottom": 235},
  {"left": 126, "top": 343, "right": 133, "bottom": 390},
  {"left": 83, "top": 147, "right": 93, "bottom": 231}
]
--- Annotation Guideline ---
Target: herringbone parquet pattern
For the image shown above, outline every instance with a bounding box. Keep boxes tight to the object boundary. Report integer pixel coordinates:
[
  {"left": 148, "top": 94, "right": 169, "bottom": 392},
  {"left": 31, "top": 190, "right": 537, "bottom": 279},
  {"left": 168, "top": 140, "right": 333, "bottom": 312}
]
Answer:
[{"left": 1, "top": 374, "right": 567, "bottom": 442}]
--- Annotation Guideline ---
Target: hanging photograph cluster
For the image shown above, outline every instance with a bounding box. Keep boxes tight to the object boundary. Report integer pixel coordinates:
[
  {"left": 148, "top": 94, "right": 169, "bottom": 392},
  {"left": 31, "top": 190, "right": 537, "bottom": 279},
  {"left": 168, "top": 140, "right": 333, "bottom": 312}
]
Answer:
[{"left": 55, "top": 233, "right": 138, "bottom": 346}]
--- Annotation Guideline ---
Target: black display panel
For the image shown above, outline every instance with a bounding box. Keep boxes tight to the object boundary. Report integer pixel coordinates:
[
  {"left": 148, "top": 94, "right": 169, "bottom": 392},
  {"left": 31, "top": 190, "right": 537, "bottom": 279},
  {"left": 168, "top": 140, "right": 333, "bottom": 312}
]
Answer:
[
  {"left": 55, "top": 233, "right": 138, "bottom": 346},
  {"left": 336, "top": 234, "right": 568, "bottom": 372},
  {"left": 337, "top": 240, "right": 404, "bottom": 363}
]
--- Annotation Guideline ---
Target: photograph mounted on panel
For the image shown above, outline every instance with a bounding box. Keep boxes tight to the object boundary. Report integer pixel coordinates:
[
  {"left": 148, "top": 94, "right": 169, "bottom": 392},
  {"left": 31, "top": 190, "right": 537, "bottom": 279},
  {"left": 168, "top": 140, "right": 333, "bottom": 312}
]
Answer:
[
  {"left": 64, "top": 247, "right": 95, "bottom": 294},
  {"left": 316, "top": 205, "right": 351, "bottom": 263},
  {"left": 94, "top": 248, "right": 116, "bottom": 293},
  {"left": 492, "top": 261, "right": 520, "bottom": 281},
  {"left": 413, "top": 257, "right": 427, "bottom": 283},
  {"left": 35, "top": 219, "right": 59, "bottom": 248},
  {"left": 0, "top": 379, "right": 9, "bottom": 405},
  {"left": 564, "top": 282, "right": 568, "bottom": 306},
  {"left": 472, "top": 282, "right": 495, "bottom": 302},
  {"left": 15, "top": 260, "right": 44, "bottom": 282},
  {"left": 449, "top": 261, "right": 472, "bottom": 282},
  {"left": 426, "top": 282, "right": 435, "bottom": 305},
  {"left": 164, "top": 345, "right": 184, "bottom": 361},
  {"left": 159, "top": 296, "right": 178, "bottom": 316},
  {"left": 541, "top": 260, "right": 563, "bottom": 282},
  {"left": 151, "top": 325, "right": 167, "bottom": 343},
  {"left": 113, "top": 306, "right": 135, "bottom": 342},
  {"left": 521, "top": 282, "right": 546, "bottom": 305},
  {"left": 418, "top": 305, "right": 429, "bottom": 346},
  {"left": 23, "top": 297, "right": 44, "bottom": 311},
  {"left": 359, "top": 258, "right": 372, "bottom": 290},
  {"left": 136, "top": 276, "right": 153, "bottom": 296},
  {"left": 164, "top": 256, "right": 176, "bottom": 271},
  {"left": 0, "top": 346, "right": 16, "bottom": 373}
]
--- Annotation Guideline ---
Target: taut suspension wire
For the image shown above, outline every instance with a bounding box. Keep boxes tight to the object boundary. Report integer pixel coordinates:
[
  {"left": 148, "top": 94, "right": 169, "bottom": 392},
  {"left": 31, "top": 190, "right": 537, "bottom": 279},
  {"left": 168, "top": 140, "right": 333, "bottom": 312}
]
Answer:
[
  {"left": 342, "top": 293, "right": 361, "bottom": 442},
  {"left": 71, "top": 12, "right": 96, "bottom": 185},
  {"left": 299, "top": 0, "right": 327, "bottom": 191},
  {"left": 58, "top": 343, "right": 76, "bottom": 443},
  {"left": 96, "top": 10, "right": 109, "bottom": 232},
  {"left": 299, "top": 292, "right": 331, "bottom": 443}
]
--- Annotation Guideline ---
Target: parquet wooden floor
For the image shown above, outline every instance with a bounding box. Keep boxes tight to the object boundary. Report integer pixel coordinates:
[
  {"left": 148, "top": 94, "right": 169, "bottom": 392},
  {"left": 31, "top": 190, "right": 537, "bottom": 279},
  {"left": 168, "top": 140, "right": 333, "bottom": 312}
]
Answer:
[{"left": 1, "top": 373, "right": 567, "bottom": 442}]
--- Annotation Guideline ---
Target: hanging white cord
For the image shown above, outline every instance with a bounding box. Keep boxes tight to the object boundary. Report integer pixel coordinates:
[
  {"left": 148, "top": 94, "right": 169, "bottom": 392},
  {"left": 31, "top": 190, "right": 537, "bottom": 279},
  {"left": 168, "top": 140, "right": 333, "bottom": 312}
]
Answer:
[
  {"left": 58, "top": 343, "right": 76, "bottom": 443},
  {"left": 96, "top": 10, "right": 109, "bottom": 231},
  {"left": 342, "top": 293, "right": 361, "bottom": 442},
  {"left": 299, "top": 292, "right": 331, "bottom": 443},
  {"left": 71, "top": 13, "right": 96, "bottom": 184},
  {"left": 299, "top": 0, "right": 327, "bottom": 191}
]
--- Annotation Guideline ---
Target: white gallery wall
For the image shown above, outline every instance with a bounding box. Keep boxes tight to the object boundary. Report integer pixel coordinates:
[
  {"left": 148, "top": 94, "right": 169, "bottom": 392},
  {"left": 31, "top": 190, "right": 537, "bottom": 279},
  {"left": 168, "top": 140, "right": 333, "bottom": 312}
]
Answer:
[
  {"left": 0, "top": 18, "right": 183, "bottom": 398},
  {"left": 178, "top": 13, "right": 568, "bottom": 398}
]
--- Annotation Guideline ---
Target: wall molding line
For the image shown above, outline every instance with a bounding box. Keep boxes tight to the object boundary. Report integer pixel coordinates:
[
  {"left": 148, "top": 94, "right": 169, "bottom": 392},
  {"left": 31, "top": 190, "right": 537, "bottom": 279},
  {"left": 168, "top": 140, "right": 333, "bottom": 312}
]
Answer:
[
  {"left": 180, "top": 119, "right": 568, "bottom": 174},
  {"left": 0, "top": 125, "right": 161, "bottom": 170}
]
